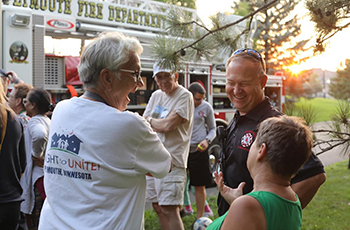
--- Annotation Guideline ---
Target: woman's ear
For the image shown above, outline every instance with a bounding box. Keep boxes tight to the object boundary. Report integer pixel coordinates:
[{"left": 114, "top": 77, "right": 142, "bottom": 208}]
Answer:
[
  {"left": 257, "top": 143, "right": 267, "bottom": 161},
  {"left": 100, "top": 69, "right": 114, "bottom": 91}
]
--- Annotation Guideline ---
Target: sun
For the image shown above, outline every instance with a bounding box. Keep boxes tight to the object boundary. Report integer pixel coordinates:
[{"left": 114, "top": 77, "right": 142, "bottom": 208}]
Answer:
[{"left": 286, "top": 64, "right": 304, "bottom": 76}]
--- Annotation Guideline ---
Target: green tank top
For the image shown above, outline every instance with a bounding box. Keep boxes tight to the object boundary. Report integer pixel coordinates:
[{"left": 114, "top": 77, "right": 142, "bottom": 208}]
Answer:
[{"left": 206, "top": 191, "right": 302, "bottom": 230}]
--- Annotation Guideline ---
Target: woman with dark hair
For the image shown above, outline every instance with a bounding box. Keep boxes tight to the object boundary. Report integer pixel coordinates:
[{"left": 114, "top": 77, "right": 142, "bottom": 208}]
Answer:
[
  {"left": 20, "top": 88, "right": 51, "bottom": 229},
  {"left": 0, "top": 80, "right": 26, "bottom": 230}
]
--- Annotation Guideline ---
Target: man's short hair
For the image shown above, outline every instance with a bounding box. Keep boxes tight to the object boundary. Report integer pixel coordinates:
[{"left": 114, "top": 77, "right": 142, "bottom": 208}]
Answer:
[
  {"left": 188, "top": 82, "right": 206, "bottom": 95},
  {"left": 226, "top": 49, "right": 266, "bottom": 77},
  {"left": 13, "top": 83, "right": 33, "bottom": 101},
  {"left": 256, "top": 116, "right": 313, "bottom": 178},
  {"left": 78, "top": 32, "right": 143, "bottom": 89}
]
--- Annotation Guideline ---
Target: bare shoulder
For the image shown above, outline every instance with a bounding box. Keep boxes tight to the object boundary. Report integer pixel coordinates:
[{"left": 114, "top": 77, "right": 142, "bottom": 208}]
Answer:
[{"left": 221, "top": 196, "right": 266, "bottom": 230}]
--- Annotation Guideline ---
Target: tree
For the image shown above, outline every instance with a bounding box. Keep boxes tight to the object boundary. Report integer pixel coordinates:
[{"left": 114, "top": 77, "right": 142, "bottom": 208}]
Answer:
[
  {"left": 328, "top": 59, "right": 350, "bottom": 100},
  {"left": 305, "top": 0, "right": 350, "bottom": 53},
  {"left": 232, "top": 0, "right": 310, "bottom": 74},
  {"left": 151, "top": 0, "right": 279, "bottom": 69},
  {"left": 153, "top": 0, "right": 196, "bottom": 9}
]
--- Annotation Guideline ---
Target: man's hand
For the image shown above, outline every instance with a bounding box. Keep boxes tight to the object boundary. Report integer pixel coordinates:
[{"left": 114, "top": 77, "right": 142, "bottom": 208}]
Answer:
[
  {"left": 32, "top": 156, "right": 45, "bottom": 168},
  {"left": 214, "top": 171, "right": 245, "bottom": 205},
  {"left": 196, "top": 139, "right": 209, "bottom": 152}
]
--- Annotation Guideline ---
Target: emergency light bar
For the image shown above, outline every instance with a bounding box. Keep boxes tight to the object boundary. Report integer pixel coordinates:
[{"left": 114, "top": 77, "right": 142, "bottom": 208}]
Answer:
[{"left": 11, "top": 14, "right": 30, "bottom": 27}]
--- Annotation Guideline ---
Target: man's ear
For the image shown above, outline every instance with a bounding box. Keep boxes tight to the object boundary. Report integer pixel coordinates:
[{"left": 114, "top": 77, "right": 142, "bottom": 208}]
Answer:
[
  {"left": 174, "top": 73, "right": 179, "bottom": 82},
  {"left": 257, "top": 143, "right": 267, "bottom": 161},
  {"left": 15, "top": 97, "right": 23, "bottom": 107},
  {"left": 100, "top": 69, "right": 114, "bottom": 91},
  {"left": 260, "top": 74, "right": 267, "bottom": 89}
]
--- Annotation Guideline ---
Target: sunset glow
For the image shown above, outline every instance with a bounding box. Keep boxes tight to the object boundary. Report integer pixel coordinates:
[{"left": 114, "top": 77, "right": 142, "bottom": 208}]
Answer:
[{"left": 196, "top": 0, "right": 350, "bottom": 72}]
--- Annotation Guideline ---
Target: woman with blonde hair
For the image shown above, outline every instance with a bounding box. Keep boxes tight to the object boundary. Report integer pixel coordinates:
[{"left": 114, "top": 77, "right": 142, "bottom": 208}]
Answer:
[{"left": 0, "top": 80, "right": 26, "bottom": 229}]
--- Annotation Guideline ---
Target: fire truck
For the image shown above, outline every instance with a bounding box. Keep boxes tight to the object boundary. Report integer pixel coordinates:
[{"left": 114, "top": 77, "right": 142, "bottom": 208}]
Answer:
[{"left": 1, "top": 0, "right": 284, "bottom": 173}]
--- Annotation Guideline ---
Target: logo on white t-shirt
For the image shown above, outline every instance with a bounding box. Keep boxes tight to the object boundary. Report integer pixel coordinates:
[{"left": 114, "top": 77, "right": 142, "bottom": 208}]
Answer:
[{"left": 50, "top": 133, "right": 82, "bottom": 155}]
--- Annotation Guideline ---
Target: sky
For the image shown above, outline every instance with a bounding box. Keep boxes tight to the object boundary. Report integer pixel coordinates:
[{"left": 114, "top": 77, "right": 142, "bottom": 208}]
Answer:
[{"left": 195, "top": 0, "right": 350, "bottom": 73}]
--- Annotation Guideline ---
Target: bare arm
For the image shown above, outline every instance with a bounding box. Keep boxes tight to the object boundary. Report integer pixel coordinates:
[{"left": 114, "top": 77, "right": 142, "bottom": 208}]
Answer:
[
  {"left": 291, "top": 173, "right": 326, "bottom": 209},
  {"left": 148, "top": 110, "right": 186, "bottom": 133},
  {"left": 214, "top": 171, "right": 246, "bottom": 205},
  {"left": 221, "top": 196, "right": 266, "bottom": 230}
]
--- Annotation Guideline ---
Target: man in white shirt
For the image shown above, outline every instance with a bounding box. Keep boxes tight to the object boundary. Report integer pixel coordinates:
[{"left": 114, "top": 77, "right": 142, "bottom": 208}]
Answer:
[{"left": 144, "top": 61, "right": 194, "bottom": 230}]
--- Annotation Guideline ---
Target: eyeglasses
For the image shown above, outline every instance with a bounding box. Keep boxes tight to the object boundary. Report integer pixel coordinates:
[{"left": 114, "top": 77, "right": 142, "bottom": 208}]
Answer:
[
  {"left": 194, "top": 97, "right": 206, "bottom": 102},
  {"left": 232, "top": 48, "right": 265, "bottom": 72},
  {"left": 154, "top": 73, "right": 175, "bottom": 83},
  {"left": 119, "top": 69, "right": 142, "bottom": 83}
]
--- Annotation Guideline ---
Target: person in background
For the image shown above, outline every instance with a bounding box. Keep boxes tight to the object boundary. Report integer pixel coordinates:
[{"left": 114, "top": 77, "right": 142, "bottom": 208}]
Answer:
[
  {"left": 0, "top": 69, "right": 23, "bottom": 98},
  {"left": 39, "top": 32, "right": 171, "bottom": 230},
  {"left": 207, "top": 116, "right": 313, "bottom": 230},
  {"left": 7, "top": 83, "right": 34, "bottom": 128},
  {"left": 0, "top": 80, "right": 26, "bottom": 230},
  {"left": 144, "top": 61, "right": 194, "bottom": 230},
  {"left": 182, "top": 82, "right": 216, "bottom": 219},
  {"left": 217, "top": 48, "right": 326, "bottom": 215},
  {"left": 20, "top": 88, "right": 52, "bottom": 230}
]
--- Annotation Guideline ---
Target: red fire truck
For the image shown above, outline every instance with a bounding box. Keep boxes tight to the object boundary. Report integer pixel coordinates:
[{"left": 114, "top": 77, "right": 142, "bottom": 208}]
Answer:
[{"left": 1, "top": 0, "right": 285, "bottom": 173}]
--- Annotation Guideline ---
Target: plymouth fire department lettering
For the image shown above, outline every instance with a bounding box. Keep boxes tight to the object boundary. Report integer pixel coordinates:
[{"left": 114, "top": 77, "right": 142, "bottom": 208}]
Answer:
[{"left": 10, "top": 0, "right": 167, "bottom": 30}]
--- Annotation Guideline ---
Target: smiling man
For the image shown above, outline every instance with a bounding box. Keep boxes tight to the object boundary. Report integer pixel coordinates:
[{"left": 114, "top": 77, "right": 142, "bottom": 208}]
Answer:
[
  {"left": 217, "top": 48, "right": 326, "bottom": 216},
  {"left": 39, "top": 32, "right": 171, "bottom": 230},
  {"left": 143, "top": 61, "right": 194, "bottom": 230}
]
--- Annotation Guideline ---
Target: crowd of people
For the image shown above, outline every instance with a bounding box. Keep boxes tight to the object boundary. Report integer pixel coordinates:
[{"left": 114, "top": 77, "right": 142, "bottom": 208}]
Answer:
[
  {"left": 1, "top": 70, "right": 52, "bottom": 230},
  {"left": 0, "top": 31, "right": 326, "bottom": 230}
]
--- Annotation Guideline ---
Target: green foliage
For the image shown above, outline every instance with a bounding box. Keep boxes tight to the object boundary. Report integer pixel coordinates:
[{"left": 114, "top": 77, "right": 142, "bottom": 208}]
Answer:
[
  {"left": 145, "top": 196, "right": 219, "bottom": 230},
  {"left": 289, "top": 97, "right": 340, "bottom": 123},
  {"left": 329, "top": 59, "right": 350, "bottom": 100},
  {"left": 302, "top": 160, "right": 350, "bottom": 230},
  {"left": 152, "top": 6, "right": 245, "bottom": 64},
  {"left": 305, "top": 0, "right": 350, "bottom": 53},
  {"left": 289, "top": 98, "right": 317, "bottom": 126},
  {"left": 151, "top": 36, "right": 186, "bottom": 71},
  {"left": 165, "top": 7, "right": 195, "bottom": 38},
  {"left": 232, "top": 1, "right": 252, "bottom": 16},
  {"left": 235, "top": 0, "right": 309, "bottom": 73},
  {"left": 329, "top": 100, "right": 350, "bottom": 156},
  {"left": 153, "top": 0, "right": 196, "bottom": 9}
]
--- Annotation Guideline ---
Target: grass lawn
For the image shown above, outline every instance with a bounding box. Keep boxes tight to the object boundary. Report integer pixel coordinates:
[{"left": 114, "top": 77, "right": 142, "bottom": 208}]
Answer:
[
  {"left": 144, "top": 160, "right": 350, "bottom": 230},
  {"left": 294, "top": 98, "right": 341, "bottom": 123},
  {"left": 302, "top": 160, "right": 350, "bottom": 230}
]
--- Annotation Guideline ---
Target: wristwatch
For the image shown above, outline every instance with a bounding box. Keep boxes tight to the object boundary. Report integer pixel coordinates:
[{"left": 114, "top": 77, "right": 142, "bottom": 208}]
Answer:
[
  {"left": 206, "top": 138, "right": 211, "bottom": 145},
  {"left": 147, "top": 117, "right": 153, "bottom": 124}
]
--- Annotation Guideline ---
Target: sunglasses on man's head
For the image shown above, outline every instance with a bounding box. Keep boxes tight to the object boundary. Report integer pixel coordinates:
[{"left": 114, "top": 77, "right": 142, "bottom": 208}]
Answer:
[{"left": 232, "top": 48, "right": 265, "bottom": 72}]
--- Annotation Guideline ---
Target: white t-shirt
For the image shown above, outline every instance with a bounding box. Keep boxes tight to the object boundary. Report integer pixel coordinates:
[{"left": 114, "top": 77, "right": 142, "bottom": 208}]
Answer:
[
  {"left": 39, "top": 97, "right": 171, "bottom": 230},
  {"left": 143, "top": 85, "right": 194, "bottom": 168},
  {"left": 21, "top": 114, "right": 50, "bottom": 214}
]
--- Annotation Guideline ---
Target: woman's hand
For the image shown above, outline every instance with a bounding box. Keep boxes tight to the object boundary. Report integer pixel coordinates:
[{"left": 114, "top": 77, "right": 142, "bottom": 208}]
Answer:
[{"left": 214, "top": 171, "right": 246, "bottom": 205}]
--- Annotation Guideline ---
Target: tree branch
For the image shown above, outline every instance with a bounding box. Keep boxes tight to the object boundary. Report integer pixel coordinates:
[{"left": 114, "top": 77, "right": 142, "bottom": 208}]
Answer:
[
  {"left": 173, "top": 0, "right": 278, "bottom": 55},
  {"left": 317, "top": 22, "right": 350, "bottom": 44}
]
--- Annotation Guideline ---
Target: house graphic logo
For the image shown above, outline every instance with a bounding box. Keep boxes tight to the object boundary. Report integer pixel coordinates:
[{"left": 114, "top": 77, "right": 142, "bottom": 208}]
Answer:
[{"left": 50, "top": 133, "right": 82, "bottom": 155}]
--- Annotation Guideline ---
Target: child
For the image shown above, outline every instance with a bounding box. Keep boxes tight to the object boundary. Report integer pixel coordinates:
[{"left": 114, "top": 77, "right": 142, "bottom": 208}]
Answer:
[{"left": 207, "top": 115, "right": 313, "bottom": 230}]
